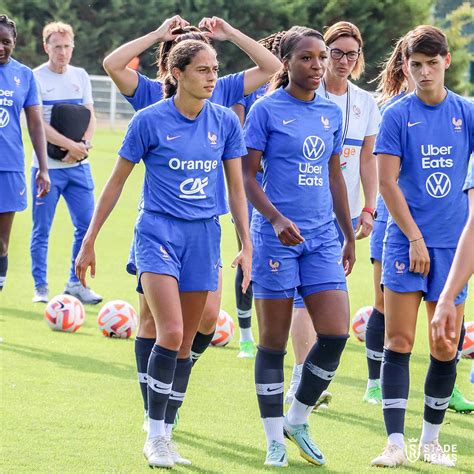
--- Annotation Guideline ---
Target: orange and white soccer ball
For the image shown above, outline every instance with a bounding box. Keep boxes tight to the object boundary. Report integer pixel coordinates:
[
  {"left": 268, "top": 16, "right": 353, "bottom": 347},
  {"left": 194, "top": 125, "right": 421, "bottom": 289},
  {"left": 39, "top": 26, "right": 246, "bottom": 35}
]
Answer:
[
  {"left": 44, "top": 294, "right": 85, "bottom": 333},
  {"left": 352, "top": 306, "right": 373, "bottom": 342},
  {"left": 211, "top": 310, "right": 235, "bottom": 347},
  {"left": 461, "top": 321, "right": 474, "bottom": 359},
  {"left": 97, "top": 300, "right": 137, "bottom": 338}
]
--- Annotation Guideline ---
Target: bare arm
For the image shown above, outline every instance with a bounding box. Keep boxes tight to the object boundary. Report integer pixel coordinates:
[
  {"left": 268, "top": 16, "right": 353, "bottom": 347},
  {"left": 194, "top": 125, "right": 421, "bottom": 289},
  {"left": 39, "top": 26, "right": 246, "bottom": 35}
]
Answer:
[
  {"left": 432, "top": 190, "right": 474, "bottom": 346},
  {"left": 199, "top": 17, "right": 281, "bottom": 95},
  {"left": 103, "top": 16, "right": 189, "bottom": 96},
  {"left": 25, "top": 105, "right": 50, "bottom": 197},
  {"left": 75, "top": 157, "right": 135, "bottom": 285},
  {"left": 231, "top": 103, "right": 245, "bottom": 126},
  {"left": 82, "top": 104, "right": 96, "bottom": 142},
  {"left": 223, "top": 158, "right": 252, "bottom": 292},
  {"left": 329, "top": 153, "right": 355, "bottom": 275},
  {"left": 242, "top": 148, "right": 304, "bottom": 246},
  {"left": 356, "top": 134, "right": 377, "bottom": 239},
  {"left": 379, "top": 153, "right": 430, "bottom": 276}
]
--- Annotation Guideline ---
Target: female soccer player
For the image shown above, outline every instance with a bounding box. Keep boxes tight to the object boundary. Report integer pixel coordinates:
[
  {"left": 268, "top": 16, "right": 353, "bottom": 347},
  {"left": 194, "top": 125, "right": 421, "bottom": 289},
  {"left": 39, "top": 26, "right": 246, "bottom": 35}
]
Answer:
[
  {"left": 0, "top": 15, "right": 50, "bottom": 291},
  {"left": 103, "top": 16, "right": 280, "bottom": 425},
  {"left": 231, "top": 31, "right": 286, "bottom": 359},
  {"left": 365, "top": 36, "right": 473, "bottom": 412},
  {"left": 371, "top": 25, "right": 473, "bottom": 468},
  {"left": 285, "top": 20, "right": 380, "bottom": 409},
  {"left": 76, "top": 39, "right": 251, "bottom": 468},
  {"left": 364, "top": 34, "right": 415, "bottom": 404},
  {"left": 243, "top": 26, "right": 355, "bottom": 467}
]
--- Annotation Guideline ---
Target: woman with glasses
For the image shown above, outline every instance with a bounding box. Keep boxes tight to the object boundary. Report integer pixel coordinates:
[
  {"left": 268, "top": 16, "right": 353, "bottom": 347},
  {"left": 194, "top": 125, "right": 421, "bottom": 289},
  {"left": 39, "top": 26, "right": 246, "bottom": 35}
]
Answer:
[{"left": 285, "top": 21, "right": 380, "bottom": 409}]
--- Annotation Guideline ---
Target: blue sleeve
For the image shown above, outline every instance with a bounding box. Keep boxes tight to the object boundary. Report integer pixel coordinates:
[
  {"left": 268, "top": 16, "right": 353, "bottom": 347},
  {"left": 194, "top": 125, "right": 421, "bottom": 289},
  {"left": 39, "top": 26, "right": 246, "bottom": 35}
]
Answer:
[
  {"left": 464, "top": 160, "right": 474, "bottom": 192},
  {"left": 332, "top": 108, "right": 343, "bottom": 155},
  {"left": 123, "top": 72, "right": 163, "bottom": 111},
  {"left": 118, "top": 112, "right": 149, "bottom": 163},
  {"left": 374, "top": 107, "right": 402, "bottom": 158},
  {"left": 243, "top": 101, "right": 269, "bottom": 152},
  {"left": 214, "top": 72, "right": 245, "bottom": 107},
  {"left": 24, "top": 69, "right": 40, "bottom": 108},
  {"left": 222, "top": 112, "right": 247, "bottom": 159}
]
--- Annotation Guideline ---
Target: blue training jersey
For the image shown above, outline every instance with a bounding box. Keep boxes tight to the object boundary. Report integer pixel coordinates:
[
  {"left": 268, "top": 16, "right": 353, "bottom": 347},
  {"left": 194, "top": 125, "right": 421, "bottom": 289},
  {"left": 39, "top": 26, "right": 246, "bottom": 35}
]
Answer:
[
  {"left": 375, "top": 90, "right": 473, "bottom": 248},
  {"left": 123, "top": 71, "right": 245, "bottom": 216},
  {"left": 0, "top": 58, "right": 39, "bottom": 172},
  {"left": 375, "top": 92, "right": 407, "bottom": 223},
  {"left": 237, "top": 84, "right": 268, "bottom": 116},
  {"left": 119, "top": 98, "right": 246, "bottom": 220},
  {"left": 244, "top": 87, "right": 343, "bottom": 236}
]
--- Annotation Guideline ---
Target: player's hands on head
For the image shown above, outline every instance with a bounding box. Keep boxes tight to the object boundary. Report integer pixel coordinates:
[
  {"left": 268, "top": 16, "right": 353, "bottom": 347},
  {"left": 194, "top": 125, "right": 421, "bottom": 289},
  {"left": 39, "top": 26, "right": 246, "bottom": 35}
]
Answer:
[
  {"left": 409, "top": 237, "right": 430, "bottom": 277},
  {"left": 341, "top": 240, "right": 356, "bottom": 276},
  {"left": 35, "top": 169, "right": 51, "bottom": 197},
  {"left": 231, "top": 246, "right": 252, "bottom": 294},
  {"left": 271, "top": 215, "right": 305, "bottom": 246},
  {"left": 75, "top": 241, "right": 96, "bottom": 288},
  {"left": 155, "top": 15, "right": 189, "bottom": 42},
  {"left": 198, "top": 16, "right": 234, "bottom": 41},
  {"left": 431, "top": 298, "right": 458, "bottom": 352},
  {"left": 355, "top": 212, "right": 373, "bottom": 240}
]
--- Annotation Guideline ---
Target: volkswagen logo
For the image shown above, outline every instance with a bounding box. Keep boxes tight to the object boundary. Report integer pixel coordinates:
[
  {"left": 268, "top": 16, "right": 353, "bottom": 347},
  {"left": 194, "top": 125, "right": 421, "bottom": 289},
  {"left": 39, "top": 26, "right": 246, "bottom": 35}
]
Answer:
[
  {"left": 0, "top": 108, "right": 10, "bottom": 128},
  {"left": 302, "top": 136, "right": 325, "bottom": 161},
  {"left": 425, "top": 172, "right": 451, "bottom": 198}
]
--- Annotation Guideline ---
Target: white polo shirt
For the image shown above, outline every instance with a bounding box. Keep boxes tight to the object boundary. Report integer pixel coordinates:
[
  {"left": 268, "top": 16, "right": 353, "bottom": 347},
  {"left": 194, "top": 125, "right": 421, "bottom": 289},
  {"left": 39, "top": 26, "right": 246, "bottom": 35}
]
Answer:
[
  {"left": 317, "top": 81, "right": 381, "bottom": 218},
  {"left": 32, "top": 63, "right": 93, "bottom": 169}
]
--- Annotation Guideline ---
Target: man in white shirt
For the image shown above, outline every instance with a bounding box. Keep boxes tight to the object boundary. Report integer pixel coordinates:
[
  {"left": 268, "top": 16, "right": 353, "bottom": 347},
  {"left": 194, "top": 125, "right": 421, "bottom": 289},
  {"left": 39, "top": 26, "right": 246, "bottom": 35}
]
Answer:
[{"left": 31, "top": 21, "right": 102, "bottom": 304}]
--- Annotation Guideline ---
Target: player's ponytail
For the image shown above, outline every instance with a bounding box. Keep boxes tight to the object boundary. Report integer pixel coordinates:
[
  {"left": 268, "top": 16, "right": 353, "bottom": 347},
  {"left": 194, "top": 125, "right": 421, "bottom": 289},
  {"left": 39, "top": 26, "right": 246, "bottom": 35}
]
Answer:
[
  {"left": 162, "top": 39, "right": 215, "bottom": 98},
  {"left": 156, "top": 26, "right": 210, "bottom": 79},
  {"left": 374, "top": 35, "right": 407, "bottom": 105},
  {"left": 267, "top": 26, "right": 324, "bottom": 93}
]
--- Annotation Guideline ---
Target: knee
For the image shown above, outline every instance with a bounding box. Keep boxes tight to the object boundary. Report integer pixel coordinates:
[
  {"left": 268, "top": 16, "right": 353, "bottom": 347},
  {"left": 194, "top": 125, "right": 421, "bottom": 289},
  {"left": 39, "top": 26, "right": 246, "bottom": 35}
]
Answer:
[
  {"left": 430, "top": 343, "right": 457, "bottom": 362},
  {"left": 0, "top": 239, "right": 7, "bottom": 256},
  {"left": 259, "top": 330, "right": 287, "bottom": 352},
  {"left": 199, "top": 306, "right": 219, "bottom": 334},
  {"left": 137, "top": 311, "right": 156, "bottom": 338},
  {"left": 386, "top": 333, "right": 414, "bottom": 353},
  {"left": 157, "top": 324, "right": 183, "bottom": 351}
]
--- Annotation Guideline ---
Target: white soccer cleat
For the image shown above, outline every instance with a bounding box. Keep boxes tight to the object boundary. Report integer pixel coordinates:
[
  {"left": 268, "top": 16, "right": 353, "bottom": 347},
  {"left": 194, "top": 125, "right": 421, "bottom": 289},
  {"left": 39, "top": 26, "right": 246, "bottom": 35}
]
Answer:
[
  {"left": 143, "top": 436, "right": 174, "bottom": 468},
  {"left": 420, "top": 440, "right": 455, "bottom": 467},
  {"left": 32, "top": 285, "right": 49, "bottom": 303},
  {"left": 64, "top": 281, "right": 103, "bottom": 305},
  {"left": 264, "top": 440, "right": 288, "bottom": 467},
  {"left": 371, "top": 444, "right": 407, "bottom": 467},
  {"left": 166, "top": 436, "right": 191, "bottom": 465}
]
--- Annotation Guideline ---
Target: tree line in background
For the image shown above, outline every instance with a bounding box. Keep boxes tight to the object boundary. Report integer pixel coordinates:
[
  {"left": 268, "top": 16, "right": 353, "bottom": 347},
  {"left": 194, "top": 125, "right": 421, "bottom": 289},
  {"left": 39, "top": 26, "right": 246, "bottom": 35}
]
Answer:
[{"left": 3, "top": 0, "right": 473, "bottom": 93}]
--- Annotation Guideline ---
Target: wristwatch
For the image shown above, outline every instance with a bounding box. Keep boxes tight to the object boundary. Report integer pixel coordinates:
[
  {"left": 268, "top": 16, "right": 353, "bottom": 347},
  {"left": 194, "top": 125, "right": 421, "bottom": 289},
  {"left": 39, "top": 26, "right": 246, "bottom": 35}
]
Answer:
[{"left": 362, "top": 207, "right": 377, "bottom": 220}]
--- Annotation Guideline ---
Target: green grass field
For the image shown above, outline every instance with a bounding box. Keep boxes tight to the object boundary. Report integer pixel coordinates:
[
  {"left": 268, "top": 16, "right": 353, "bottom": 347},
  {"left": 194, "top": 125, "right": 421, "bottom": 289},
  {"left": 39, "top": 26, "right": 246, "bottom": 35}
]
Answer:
[{"left": 1, "top": 128, "right": 473, "bottom": 473}]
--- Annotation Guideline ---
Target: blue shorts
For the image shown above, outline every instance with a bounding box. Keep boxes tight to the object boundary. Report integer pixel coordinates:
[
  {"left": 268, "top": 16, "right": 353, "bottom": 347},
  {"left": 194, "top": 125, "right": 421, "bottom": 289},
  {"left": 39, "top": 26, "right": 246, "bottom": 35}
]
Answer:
[
  {"left": 252, "top": 223, "right": 347, "bottom": 301},
  {"left": 135, "top": 210, "right": 221, "bottom": 293},
  {"left": 382, "top": 244, "right": 468, "bottom": 304},
  {"left": 334, "top": 216, "right": 359, "bottom": 246},
  {"left": 370, "top": 219, "right": 388, "bottom": 263},
  {"left": 126, "top": 236, "right": 137, "bottom": 275},
  {"left": 0, "top": 171, "right": 27, "bottom": 213}
]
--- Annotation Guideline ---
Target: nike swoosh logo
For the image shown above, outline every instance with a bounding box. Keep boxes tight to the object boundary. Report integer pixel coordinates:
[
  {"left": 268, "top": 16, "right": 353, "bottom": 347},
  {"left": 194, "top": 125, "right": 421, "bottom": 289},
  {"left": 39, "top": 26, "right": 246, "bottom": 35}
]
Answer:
[
  {"left": 266, "top": 387, "right": 280, "bottom": 393},
  {"left": 19, "top": 188, "right": 26, "bottom": 196},
  {"left": 166, "top": 135, "right": 181, "bottom": 141},
  {"left": 434, "top": 401, "right": 449, "bottom": 407},
  {"left": 384, "top": 402, "right": 399, "bottom": 407},
  {"left": 407, "top": 121, "right": 422, "bottom": 127},
  {"left": 302, "top": 438, "right": 323, "bottom": 460},
  {"left": 373, "top": 355, "right": 383, "bottom": 360},
  {"left": 36, "top": 201, "right": 45, "bottom": 206},
  {"left": 46, "top": 88, "right": 55, "bottom": 92},
  {"left": 283, "top": 119, "right": 296, "bottom": 125}
]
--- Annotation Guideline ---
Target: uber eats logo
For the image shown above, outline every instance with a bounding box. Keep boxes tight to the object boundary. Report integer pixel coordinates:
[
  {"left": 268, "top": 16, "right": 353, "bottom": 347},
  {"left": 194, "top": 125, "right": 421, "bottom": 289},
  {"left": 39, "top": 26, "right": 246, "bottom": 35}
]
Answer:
[
  {"left": 421, "top": 144, "right": 453, "bottom": 199},
  {"left": 298, "top": 136, "right": 325, "bottom": 186}
]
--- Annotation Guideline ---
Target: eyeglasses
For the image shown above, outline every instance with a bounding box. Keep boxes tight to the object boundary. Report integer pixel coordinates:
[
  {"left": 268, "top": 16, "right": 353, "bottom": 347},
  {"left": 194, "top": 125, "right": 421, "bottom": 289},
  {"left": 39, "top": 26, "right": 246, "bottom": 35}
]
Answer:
[{"left": 329, "top": 48, "right": 360, "bottom": 62}]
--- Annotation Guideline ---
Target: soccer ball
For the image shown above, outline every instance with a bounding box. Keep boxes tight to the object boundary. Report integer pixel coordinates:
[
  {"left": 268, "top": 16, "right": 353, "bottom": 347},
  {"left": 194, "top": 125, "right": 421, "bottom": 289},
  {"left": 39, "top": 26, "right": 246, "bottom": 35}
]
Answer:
[
  {"left": 211, "top": 310, "right": 235, "bottom": 346},
  {"left": 461, "top": 321, "right": 474, "bottom": 359},
  {"left": 352, "top": 306, "right": 373, "bottom": 342},
  {"left": 44, "top": 294, "right": 85, "bottom": 332},
  {"left": 97, "top": 300, "right": 137, "bottom": 338}
]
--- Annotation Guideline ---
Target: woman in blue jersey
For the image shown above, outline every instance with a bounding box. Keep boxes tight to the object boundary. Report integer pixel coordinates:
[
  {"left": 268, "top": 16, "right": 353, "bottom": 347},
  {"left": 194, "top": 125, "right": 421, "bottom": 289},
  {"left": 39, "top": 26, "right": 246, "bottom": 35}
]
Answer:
[
  {"left": 364, "top": 35, "right": 415, "bottom": 405},
  {"left": 371, "top": 25, "right": 473, "bottom": 468},
  {"left": 76, "top": 39, "right": 251, "bottom": 468},
  {"left": 103, "top": 16, "right": 280, "bottom": 428},
  {"left": 243, "top": 26, "right": 355, "bottom": 467},
  {"left": 285, "top": 20, "right": 380, "bottom": 411},
  {"left": 0, "top": 15, "right": 50, "bottom": 291}
]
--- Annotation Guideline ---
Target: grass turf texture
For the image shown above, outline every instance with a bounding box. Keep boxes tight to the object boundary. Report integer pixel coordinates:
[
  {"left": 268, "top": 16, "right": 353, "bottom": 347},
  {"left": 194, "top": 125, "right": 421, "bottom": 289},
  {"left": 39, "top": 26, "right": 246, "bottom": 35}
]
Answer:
[{"left": 1, "top": 128, "right": 473, "bottom": 473}]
